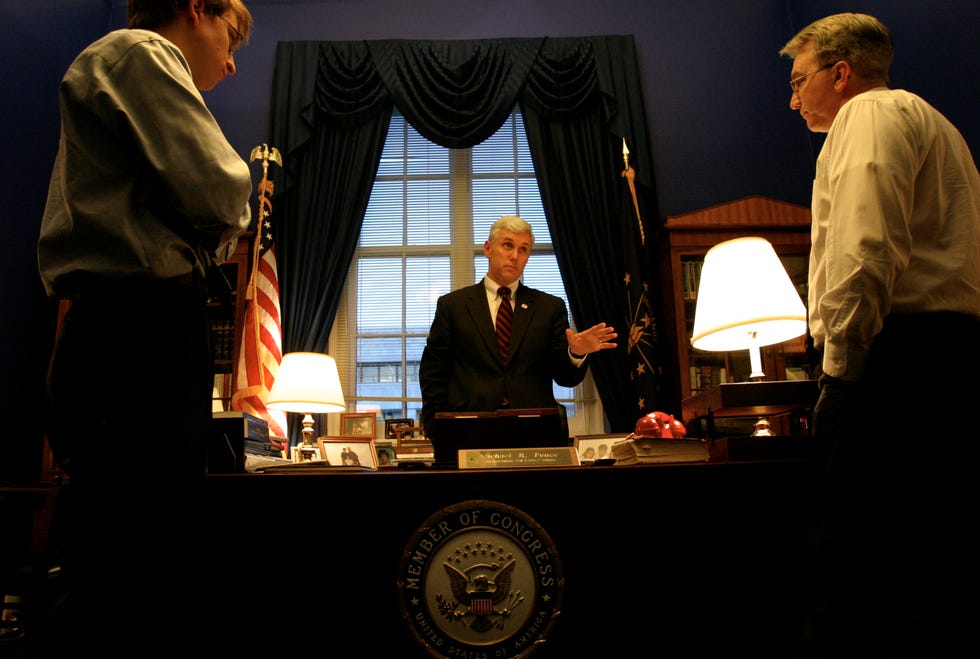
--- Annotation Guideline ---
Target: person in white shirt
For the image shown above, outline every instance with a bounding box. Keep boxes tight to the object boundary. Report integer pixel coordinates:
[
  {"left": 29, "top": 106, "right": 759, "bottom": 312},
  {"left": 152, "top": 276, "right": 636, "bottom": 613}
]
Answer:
[
  {"left": 780, "top": 13, "right": 980, "bottom": 658},
  {"left": 39, "top": 1, "right": 254, "bottom": 653}
]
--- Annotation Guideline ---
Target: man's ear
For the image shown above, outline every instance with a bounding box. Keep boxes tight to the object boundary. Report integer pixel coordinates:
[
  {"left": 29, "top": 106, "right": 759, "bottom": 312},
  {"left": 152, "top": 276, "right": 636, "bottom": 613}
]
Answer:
[
  {"left": 832, "top": 61, "right": 850, "bottom": 90},
  {"left": 187, "top": 0, "right": 205, "bottom": 26}
]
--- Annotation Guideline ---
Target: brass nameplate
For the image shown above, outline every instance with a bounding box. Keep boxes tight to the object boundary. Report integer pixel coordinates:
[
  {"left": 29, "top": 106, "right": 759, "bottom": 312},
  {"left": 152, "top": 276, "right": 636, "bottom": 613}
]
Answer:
[{"left": 457, "top": 446, "right": 580, "bottom": 469}]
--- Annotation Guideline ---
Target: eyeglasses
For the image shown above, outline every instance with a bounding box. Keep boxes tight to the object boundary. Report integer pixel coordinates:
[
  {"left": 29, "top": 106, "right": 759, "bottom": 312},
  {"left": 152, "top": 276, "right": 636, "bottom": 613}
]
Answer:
[
  {"left": 216, "top": 13, "right": 244, "bottom": 55},
  {"left": 789, "top": 64, "right": 833, "bottom": 94}
]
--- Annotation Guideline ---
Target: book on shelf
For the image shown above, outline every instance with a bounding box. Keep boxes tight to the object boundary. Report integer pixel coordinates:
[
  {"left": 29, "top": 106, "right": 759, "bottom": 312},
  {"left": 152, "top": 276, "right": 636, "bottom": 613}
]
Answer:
[
  {"left": 682, "top": 259, "right": 703, "bottom": 300},
  {"left": 209, "top": 318, "right": 235, "bottom": 361},
  {"left": 690, "top": 365, "right": 727, "bottom": 391}
]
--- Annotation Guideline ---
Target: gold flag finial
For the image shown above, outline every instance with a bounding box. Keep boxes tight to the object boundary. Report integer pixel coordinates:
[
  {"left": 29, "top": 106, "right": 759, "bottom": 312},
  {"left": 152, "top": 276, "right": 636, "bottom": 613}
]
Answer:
[
  {"left": 245, "top": 144, "right": 282, "bottom": 302},
  {"left": 249, "top": 144, "right": 281, "bottom": 226},
  {"left": 250, "top": 144, "right": 282, "bottom": 204},
  {"left": 620, "top": 137, "right": 645, "bottom": 246}
]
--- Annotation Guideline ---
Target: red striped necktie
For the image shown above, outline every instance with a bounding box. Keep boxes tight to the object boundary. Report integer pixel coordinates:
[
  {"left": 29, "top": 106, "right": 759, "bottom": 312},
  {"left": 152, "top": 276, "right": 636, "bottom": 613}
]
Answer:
[{"left": 496, "top": 287, "right": 513, "bottom": 362}]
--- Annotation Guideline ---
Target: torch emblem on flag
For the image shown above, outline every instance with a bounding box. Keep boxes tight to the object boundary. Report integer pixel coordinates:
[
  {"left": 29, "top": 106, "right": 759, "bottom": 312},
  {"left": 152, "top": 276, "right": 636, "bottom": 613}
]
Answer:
[{"left": 231, "top": 144, "right": 287, "bottom": 438}]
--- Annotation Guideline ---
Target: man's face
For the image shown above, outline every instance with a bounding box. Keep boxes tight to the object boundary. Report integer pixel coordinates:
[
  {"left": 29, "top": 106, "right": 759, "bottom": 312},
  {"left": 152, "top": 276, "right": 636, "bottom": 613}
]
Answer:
[
  {"left": 187, "top": 9, "right": 243, "bottom": 91},
  {"left": 484, "top": 229, "right": 531, "bottom": 287},
  {"left": 788, "top": 43, "right": 840, "bottom": 133}
]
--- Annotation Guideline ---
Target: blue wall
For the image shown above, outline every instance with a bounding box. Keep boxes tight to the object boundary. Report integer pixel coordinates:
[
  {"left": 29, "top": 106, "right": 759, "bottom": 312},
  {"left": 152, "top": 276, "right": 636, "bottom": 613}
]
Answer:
[{"left": 2, "top": 0, "right": 977, "bottom": 481}]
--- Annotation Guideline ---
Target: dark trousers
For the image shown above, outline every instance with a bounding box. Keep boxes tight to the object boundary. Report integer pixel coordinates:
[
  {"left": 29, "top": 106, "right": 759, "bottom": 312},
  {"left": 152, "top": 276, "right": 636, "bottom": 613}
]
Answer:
[
  {"left": 802, "top": 312, "right": 980, "bottom": 658},
  {"left": 41, "top": 278, "right": 213, "bottom": 655}
]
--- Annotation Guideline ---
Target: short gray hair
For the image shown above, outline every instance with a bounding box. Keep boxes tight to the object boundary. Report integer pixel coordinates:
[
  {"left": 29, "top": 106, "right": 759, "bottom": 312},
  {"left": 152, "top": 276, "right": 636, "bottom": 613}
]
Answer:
[
  {"left": 488, "top": 215, "right": 534, "bottom": 246},
  {"left": 779, "top": 13, "right": 892, "bottom": 85}
]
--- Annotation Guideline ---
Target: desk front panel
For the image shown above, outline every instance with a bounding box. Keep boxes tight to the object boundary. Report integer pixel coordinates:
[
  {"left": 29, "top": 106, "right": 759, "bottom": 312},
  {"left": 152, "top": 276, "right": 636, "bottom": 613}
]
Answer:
[{"left": 203, "top": 461, "right": 807, "bottom": 657}]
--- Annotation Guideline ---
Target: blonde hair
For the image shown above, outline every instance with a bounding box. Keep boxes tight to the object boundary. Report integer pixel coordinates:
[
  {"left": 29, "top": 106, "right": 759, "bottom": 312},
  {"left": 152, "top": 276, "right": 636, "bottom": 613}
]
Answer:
[{"left": 779, "top": 13, "right": 892, "bottom": 84}]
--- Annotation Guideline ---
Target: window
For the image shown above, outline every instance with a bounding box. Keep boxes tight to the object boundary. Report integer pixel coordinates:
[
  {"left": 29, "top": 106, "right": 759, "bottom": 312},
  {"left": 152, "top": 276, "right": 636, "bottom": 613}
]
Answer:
[{"left": 330, "top": 109, "right": 603, "bottom": 436}]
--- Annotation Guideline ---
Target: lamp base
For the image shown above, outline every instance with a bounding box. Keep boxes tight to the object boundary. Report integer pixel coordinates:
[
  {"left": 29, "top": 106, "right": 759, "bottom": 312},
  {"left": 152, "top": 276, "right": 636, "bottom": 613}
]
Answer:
[
  {"left": 291, "top": 413, "right": 320, "bottom": 462},
  {"left": 291, "top": 444, "right": 321, "bottom": 463},
  {"left": 751, "top": 417, "right": 773, "bottom": 437}
]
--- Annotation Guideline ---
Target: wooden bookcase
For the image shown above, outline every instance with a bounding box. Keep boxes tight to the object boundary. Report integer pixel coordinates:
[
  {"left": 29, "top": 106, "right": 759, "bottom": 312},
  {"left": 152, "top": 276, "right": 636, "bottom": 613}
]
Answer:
[
  {"left": 653, "top": 196, "right": 813, "bottom": 413},
  {"left": 208, "top": 231, "right": 254, "bottom": 410}
]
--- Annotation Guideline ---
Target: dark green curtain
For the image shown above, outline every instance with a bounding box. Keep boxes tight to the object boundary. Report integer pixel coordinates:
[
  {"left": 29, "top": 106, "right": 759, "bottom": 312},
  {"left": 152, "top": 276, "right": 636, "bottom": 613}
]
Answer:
[
  {"left": 268, "top": 36, "right": 674, "bottom": 441},
  {"left": 519, "top": 36, "right": 672, "bottom": 430}
]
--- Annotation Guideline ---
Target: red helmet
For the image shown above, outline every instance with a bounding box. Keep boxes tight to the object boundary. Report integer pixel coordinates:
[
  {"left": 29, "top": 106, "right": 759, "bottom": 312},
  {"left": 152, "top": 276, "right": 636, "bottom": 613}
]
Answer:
[{"left": 632, "top": 413, "right": 664, "bottom": 438}]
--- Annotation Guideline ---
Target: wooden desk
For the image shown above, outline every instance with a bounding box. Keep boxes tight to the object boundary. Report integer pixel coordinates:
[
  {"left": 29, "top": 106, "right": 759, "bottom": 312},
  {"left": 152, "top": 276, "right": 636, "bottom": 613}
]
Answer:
[{"left": 203, "top": 460, "right": 808, "bottom": 657}]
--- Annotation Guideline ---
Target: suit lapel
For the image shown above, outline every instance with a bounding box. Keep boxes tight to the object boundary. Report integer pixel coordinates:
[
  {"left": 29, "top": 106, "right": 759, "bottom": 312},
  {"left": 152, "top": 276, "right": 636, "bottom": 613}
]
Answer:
[
  {"left": 464, "top": 282, "right": 498, "bottom": 359},
  {"left": 509, "top": 284, "right": 535, "bottom": 357}
]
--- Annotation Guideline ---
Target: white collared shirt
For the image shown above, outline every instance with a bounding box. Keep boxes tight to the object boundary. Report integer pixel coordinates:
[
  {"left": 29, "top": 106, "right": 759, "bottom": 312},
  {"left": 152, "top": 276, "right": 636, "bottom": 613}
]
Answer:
[{"left": 809, "top": 88, "right": 980, "bottom": 380}]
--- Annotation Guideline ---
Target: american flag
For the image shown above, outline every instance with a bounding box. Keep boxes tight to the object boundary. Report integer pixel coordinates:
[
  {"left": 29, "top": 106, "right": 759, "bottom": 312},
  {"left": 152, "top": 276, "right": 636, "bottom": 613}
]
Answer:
[{"left": 231, "top": 146, "right": 287, "bottom": 438}]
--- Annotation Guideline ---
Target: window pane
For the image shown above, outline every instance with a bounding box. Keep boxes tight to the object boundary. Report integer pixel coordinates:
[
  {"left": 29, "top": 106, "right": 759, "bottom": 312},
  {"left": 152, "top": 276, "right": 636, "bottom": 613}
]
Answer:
[
  {"left": 407, "top": 130, "right": 449, "bottom": 176},
  {"left": 355, "top": 336, "right": 404, "bottom": 397},
  {"left": 362, "top": 180, "right": 405, "bottom": 246},
  {"left": 354, "top": 399, "right": 404, "bottom": 424},
  {"left": 523, "top": 254, "right": 569, "bottom": 314},
  {"left": 364, "top": 181, "right": 451, "bottom": 247},
  {"left": 473, "top": 179, "right": 518, "bottom": 219},
  {"left": 407, "top": 257, "right": 450, "bottom": 332},
  {"left": 405, "top": 336, "right": 426, "bottom": 400},
  {"left": 377, "top": 119, "right": 449, "bottom": 176},
  {"left": 357, "top": 257, "right": 404, "bottom": 331}
]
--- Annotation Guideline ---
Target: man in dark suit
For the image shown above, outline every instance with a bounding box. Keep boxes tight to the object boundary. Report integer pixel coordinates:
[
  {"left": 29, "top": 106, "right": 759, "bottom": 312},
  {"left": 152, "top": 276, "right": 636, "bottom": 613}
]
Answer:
[{"left": 419, "top": 215, "right": 617, "bottom": 441}]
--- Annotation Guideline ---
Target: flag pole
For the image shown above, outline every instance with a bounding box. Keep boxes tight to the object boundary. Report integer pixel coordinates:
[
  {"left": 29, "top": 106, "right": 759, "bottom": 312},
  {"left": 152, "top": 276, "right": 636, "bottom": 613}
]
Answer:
[
  {"left": 247, "top": 144, "right": 282, "bottom": 390},
  {"left": 621, "top": 137, "right": 645, "bottom": 246}
]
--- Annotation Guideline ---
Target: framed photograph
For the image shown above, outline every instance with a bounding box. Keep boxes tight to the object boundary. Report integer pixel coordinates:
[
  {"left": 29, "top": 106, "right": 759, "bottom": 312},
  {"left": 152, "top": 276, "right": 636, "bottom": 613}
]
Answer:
[
  {"left": 341, "top": 413, "right": 377, "bottom": 438},
  {"left": 375, "top": 441, "right": 397, "bottom": 468},
  {"left": 317, "top": 437, "right": 379, "bottom": 469},
  {"left": 573, "top": 434, "right": 629, "bottom": 463},
  {"left": 385, "top": 418, "right": 415, "bottom": 440}
]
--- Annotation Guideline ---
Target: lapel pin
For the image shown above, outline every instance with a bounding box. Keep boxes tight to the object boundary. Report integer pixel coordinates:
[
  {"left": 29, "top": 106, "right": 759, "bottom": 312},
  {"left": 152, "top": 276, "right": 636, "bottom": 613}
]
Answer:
[{"left": 521, "top": 303, "right": 528, "bottom": 309}]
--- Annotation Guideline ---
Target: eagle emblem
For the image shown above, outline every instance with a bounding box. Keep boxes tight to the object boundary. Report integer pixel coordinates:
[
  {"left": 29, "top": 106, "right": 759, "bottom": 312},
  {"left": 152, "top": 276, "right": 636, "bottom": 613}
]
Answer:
[
  {"left": 437, "top": 558, "right": 523, "bottom": 632},
  {"left": 398, "top": 501, "right": 563, "bottom": 657}
]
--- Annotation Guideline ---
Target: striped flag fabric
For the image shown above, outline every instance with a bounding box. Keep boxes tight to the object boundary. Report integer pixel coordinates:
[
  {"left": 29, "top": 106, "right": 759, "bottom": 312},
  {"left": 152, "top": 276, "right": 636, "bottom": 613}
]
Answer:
[{"left": 231, "top": 158, "right": 287, "bottom": 439}]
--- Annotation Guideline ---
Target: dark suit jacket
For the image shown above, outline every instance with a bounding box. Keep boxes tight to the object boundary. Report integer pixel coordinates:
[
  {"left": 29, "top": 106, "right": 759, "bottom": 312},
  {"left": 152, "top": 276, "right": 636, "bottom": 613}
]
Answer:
[{"left": 419, "top": 280, "right": 586, "bottom": 438}]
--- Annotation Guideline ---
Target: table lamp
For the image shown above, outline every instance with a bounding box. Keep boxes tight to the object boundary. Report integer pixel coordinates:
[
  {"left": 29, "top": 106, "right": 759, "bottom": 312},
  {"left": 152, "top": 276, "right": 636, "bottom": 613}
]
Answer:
[
  {"left": 267, "top": 352, "right": 346, "bottom": 462},
  {"left": 690, "top": 236, "right": 806, "bottom": 381}
]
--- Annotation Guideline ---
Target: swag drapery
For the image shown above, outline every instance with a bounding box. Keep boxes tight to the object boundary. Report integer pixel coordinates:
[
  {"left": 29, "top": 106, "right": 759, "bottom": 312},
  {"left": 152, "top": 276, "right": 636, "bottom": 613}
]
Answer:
[{"left": 267, "top": 35, "right": 674, "bottom": 437}]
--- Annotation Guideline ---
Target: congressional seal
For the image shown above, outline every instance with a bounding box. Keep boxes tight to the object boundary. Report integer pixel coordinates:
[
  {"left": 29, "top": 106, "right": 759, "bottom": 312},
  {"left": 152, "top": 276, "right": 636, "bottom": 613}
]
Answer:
[{"left": 397, "top": 499, "right": 563, "bottom": 659}]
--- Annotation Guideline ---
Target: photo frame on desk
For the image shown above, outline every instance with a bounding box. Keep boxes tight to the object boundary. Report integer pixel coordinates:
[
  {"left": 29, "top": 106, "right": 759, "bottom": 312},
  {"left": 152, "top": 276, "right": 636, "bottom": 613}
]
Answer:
[
  {"left": 317, "top": 437, "right": 378, "bottom": 470},
  {"left": 573, "top": 434, "right": 628, "bottom": 463},
  {"left": 341, "top": 413, "right": 376, "bottom": 438},
  {"left": 375, "top": 441, "right": 397, "bottom": 469},
  {"left": 385, "top": 418, "right": 415, "bottom": 440}
]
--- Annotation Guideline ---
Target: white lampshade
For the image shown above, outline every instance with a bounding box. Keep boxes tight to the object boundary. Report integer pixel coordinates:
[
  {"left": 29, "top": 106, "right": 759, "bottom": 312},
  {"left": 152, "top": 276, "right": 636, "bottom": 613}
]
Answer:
[
  {"left": 690, "top": 237, "right": 806, "bottom": 374},
  {"left": 266, "top": 352, "right": 346, "bottom": 414}
]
